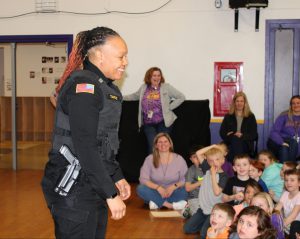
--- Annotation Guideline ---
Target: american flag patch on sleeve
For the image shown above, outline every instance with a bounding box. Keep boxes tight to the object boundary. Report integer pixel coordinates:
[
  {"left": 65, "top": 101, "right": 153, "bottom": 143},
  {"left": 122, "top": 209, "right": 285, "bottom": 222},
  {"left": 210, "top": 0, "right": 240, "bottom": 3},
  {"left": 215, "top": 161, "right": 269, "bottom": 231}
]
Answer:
[{"left": 76, "top": 83, "right": 94, "bottom": 94}]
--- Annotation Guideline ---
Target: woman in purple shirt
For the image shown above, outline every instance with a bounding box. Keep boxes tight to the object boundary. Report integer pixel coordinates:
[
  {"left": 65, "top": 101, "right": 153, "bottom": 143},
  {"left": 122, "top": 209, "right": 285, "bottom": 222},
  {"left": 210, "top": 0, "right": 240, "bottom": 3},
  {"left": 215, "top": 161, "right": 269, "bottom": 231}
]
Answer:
[
  {"left": 136, "top": 132, "right": 188, "bottom": 210},
  {"left": 267, "top": 95, "right": 300, "bottom": 162},
  {"left": 123, "top": 67, "right": 185, "bottom": 154}
]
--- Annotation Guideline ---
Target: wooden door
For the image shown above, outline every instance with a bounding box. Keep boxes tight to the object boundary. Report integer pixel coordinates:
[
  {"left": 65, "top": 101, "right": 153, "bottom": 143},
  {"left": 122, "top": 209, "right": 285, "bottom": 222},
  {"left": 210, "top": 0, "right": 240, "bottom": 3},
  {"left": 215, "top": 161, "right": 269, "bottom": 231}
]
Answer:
[{"left": 213, "top": 62, "right": 243, "bottom": 116}]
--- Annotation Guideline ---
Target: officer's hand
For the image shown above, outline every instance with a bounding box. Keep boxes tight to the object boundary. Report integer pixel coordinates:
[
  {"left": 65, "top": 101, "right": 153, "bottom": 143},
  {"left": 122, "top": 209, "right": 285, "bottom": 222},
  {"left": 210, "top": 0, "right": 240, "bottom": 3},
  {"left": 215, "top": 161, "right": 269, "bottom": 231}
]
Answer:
[
  {"left": 106, "top": 196, "right": 126, "bottom": 220},
  {"left": 115, "top": 179, "right": 131, "bottom": 200}
]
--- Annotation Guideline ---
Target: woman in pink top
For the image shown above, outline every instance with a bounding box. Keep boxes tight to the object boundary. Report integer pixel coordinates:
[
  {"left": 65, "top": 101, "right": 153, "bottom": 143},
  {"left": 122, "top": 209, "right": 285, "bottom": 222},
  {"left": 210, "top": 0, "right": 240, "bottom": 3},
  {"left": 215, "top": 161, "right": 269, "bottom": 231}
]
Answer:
[{"left": 137, "top": 132, "right": 188, "bottom": 210}]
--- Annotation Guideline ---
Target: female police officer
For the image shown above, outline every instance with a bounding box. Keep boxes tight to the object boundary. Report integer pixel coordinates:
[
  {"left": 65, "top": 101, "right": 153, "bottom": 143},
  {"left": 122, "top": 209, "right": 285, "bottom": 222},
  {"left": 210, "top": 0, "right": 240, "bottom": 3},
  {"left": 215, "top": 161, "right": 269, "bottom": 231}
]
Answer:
[{"left": 41, "top": 26, "right": 131, "bottom": 238}]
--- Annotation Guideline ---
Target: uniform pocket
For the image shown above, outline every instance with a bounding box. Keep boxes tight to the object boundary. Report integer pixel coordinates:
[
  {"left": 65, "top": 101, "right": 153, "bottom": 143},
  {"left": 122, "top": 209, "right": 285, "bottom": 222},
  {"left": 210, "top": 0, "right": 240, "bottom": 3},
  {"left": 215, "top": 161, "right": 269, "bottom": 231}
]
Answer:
[{"left": 51, "top": 205, "right": 89, "bottom": 235}]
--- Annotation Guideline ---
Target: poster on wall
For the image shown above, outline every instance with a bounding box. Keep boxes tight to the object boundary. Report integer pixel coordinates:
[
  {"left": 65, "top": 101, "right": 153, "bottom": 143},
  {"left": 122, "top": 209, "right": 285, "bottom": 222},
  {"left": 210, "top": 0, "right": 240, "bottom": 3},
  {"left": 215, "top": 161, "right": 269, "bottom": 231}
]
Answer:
[
  {"left": 213, "top": 62, "right": 243, "bottom": 117},
  {"left": 39, "top": 56, "right": 65, "bottom": 86},
  {"left": 13, "top": 43, "right": 68, "bottom": 97}
]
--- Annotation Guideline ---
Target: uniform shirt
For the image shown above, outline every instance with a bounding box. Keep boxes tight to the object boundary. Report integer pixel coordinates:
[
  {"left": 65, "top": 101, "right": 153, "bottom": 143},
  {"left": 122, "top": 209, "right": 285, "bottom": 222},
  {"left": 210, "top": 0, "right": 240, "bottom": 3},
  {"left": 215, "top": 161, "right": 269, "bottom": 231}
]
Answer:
[{"left": 59, "top": 59, "right": 123, "bottom": 198}]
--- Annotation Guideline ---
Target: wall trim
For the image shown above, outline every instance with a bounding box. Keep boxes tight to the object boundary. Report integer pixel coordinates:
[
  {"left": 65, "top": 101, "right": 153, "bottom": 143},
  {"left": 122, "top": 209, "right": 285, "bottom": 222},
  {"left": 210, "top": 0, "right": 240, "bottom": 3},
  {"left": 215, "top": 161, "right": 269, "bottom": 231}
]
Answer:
[{"left": 211, "top": 118, "right": 264, "bottom": 124}]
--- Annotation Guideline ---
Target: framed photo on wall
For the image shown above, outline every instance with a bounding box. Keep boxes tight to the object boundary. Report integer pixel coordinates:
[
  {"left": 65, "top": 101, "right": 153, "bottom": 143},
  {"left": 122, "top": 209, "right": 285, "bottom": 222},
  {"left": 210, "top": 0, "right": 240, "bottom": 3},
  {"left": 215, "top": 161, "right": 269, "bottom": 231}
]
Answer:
[{"left": 214, "top": 62, "right": 243, "bottom": 117}]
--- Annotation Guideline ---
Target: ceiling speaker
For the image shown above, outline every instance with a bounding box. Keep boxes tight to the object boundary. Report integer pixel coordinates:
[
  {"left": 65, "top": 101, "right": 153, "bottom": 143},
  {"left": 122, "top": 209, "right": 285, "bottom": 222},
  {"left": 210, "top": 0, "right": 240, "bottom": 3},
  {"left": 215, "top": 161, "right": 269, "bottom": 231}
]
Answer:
[{"left": 229, "top": 0, "right": 268, "bottom": 9}]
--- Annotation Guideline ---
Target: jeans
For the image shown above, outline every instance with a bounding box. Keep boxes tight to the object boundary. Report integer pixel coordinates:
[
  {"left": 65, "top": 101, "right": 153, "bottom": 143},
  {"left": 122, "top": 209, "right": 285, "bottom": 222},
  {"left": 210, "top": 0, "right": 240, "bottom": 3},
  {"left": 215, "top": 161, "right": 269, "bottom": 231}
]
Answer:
[
  {"left": 183, "top": 207, "right": 210, "bottom": 239},
  {"left": 267, "top": 138, "right": 298, "bottom": 163},
  {"left": 143, "top": 121, "right": 172, "bottom": 154},
  {"left": 136, "top": 184, "right": 187, "bottom": 208}
]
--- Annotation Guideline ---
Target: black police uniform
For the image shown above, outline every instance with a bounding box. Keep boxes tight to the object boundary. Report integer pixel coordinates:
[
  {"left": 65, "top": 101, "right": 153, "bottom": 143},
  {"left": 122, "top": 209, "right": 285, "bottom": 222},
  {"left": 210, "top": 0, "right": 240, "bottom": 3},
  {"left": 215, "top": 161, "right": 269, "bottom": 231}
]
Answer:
[{"left": 41, "top": 59, "right": 124, "bottom": 239}]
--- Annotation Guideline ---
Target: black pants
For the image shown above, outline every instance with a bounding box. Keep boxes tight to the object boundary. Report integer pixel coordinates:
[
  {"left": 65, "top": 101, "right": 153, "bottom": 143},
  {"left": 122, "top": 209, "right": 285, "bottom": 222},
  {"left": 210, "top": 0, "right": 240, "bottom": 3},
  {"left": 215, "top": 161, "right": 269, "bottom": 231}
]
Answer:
[
  {"left": 42, "top": 181, "right": 107, "bottom": 239},
  {"left": 226, "top": 136, "right": 250, "bottom": 163},
  {"left": 51, "top": 200, "right": 107, "bottom": 239}
]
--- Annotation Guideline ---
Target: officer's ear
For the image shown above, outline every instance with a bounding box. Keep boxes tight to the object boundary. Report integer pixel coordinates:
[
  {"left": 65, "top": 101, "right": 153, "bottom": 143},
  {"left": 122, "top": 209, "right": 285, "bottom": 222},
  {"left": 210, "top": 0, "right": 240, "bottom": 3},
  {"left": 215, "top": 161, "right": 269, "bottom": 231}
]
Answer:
[{"left": 95, "top": 48, "right": 103, "bottom": 63}]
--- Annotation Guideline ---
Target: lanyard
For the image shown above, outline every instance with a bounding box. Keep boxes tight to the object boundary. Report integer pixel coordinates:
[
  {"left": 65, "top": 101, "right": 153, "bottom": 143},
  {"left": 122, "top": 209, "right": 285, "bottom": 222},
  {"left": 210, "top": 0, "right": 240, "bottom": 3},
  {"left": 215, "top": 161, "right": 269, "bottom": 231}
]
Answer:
[{"left": 293, "top": 120, "right": 300, "bottom": 143}]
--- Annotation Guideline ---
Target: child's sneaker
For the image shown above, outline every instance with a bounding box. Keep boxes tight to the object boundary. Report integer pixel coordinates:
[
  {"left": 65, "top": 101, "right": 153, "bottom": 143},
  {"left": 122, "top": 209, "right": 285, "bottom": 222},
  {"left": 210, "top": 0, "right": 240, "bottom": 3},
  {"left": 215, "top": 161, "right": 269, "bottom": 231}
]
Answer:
[
  {"left": 181, "top": 205, "right": 191, "bottom": 218},
  {"left": 173, "top": 200, "right": 187, "bottom": 210},
  {"left": 149, "top": 200, "right": 159, "bottom": 210}
]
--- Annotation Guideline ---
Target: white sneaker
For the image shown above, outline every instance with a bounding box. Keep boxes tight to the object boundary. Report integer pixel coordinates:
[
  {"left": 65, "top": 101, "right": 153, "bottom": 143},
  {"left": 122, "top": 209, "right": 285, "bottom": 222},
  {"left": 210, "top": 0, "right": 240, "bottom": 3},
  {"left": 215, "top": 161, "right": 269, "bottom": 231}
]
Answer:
[
  {"left": 173, "top": 200, "right": 187, "bottom": 210},
  {"left": 149, "top": 201, "right": 159, "bottom": 210}
]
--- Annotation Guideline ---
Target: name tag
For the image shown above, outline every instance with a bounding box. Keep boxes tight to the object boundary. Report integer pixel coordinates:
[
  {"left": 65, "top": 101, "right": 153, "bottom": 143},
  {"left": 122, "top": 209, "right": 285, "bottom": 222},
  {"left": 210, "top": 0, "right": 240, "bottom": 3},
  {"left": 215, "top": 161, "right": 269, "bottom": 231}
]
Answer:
[{"left": 108, "top": 94, "right": 119, "bottom": 101}]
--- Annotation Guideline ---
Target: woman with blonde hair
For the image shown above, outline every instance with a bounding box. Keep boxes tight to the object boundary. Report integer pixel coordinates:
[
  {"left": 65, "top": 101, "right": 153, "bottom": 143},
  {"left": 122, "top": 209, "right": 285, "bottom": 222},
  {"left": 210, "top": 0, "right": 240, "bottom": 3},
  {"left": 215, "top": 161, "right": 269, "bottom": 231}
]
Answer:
[
  {"left": 220, "top": 91, "right": 258, "bottom": 162},
  {"left": 137, "top": 132, "right": 188, "bottom": 210}
]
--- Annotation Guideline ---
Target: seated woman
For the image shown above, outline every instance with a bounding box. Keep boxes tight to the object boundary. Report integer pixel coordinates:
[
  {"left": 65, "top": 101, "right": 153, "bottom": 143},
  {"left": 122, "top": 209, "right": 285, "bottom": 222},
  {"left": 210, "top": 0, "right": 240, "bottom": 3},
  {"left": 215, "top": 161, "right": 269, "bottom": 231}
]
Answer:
[
  {"left": 267, "top": 95, "right": 300, "bottom": 163},
  {"left": 123, "top": 67, "right": 185, "bottom": 154},
  {"left": 136, "top": 132, "right": 188, "bottom": 210},
  {"left": 220, "top": 91, "right": 258, "bottom": 163}
]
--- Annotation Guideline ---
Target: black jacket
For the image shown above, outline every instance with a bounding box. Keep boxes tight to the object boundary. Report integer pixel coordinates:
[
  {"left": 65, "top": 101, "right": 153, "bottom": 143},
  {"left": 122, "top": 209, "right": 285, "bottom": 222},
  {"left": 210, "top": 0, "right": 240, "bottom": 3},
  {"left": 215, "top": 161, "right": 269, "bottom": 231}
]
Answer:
[
  {"left": 220, "top": 113, "right": 258, "bottom": 145},
  {"left": 42, "top": 60, "right": 123, "bottom": 200}
]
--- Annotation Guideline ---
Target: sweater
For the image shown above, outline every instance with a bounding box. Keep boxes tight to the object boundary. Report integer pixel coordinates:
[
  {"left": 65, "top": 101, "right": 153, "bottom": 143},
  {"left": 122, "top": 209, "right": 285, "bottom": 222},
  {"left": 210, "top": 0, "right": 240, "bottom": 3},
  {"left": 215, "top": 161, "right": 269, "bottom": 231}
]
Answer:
[{"left": 123, "top": 83, "right": 185, "bottom": 127}]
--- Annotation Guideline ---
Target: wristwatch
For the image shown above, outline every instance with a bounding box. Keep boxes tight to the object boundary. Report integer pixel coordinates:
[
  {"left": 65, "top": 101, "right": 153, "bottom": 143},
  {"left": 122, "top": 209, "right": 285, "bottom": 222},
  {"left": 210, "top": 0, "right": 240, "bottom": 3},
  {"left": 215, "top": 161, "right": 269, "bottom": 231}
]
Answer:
[{"left": 107, "top": 192, "right": 118, "bottom": 199}]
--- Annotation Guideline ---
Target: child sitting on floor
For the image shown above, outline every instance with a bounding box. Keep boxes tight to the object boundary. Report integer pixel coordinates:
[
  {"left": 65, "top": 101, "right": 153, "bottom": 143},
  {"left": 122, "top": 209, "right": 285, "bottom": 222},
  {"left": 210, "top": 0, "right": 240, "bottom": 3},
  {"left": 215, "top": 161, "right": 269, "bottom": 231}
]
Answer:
[
  {"left": 222, "top": 154, "right": 256, "bottom": 205},
  {"left": 229, "top": 206, "right": 277, "bottom": 239},
  {"left": 233, "top": 180, "right": 263, "bottom": 217},
  {"left": 183, "top": 145, "right": 204, "bottom": 218},
  {"left": 258, "top": 150, "right": 284, "bottom": 202},
  {"left": 251, "top": 192, "right": 285, "bottom": 239},
  {"left": 249, "top": 160, "right": 269, "bottom": 192},
  {"left": 275, "top": 169, "right": 300, "bottom": 238},
  {"left": 280, "top": 161, "right": 298, "bottom": 180},
  {"left": 206, "top": 203, "right": 235, "bottom": 239},
  {"left": 184, "top": 146, "right": 229, "bottom": 239}
]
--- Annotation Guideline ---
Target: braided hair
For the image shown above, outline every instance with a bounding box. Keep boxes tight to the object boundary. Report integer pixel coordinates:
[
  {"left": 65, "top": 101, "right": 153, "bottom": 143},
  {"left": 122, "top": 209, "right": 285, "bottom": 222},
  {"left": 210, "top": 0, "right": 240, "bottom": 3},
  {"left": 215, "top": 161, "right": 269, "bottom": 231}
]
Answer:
[{"left": 56, "top": 26, "right": 120, "bottom": 92}]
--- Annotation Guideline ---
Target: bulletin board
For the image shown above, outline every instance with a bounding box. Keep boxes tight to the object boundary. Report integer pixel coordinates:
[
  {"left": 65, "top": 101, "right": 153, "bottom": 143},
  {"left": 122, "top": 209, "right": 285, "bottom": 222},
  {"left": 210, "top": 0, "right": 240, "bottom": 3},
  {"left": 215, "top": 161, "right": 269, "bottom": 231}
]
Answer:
[{"left": 16, "top": 43, "right": 67, "bottom": 97}]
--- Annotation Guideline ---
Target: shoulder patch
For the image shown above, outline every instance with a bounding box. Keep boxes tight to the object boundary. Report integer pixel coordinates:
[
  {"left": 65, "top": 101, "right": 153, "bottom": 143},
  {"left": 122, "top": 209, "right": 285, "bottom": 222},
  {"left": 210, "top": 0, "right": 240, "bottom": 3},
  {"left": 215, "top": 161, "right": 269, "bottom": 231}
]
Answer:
[{"left": 76, "top": 83, "right": 94, "bottom": 94}]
